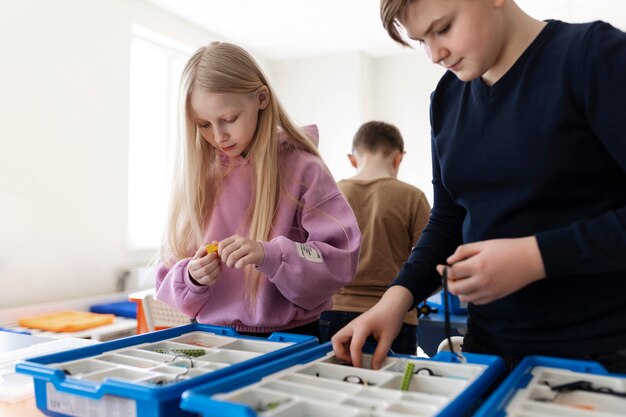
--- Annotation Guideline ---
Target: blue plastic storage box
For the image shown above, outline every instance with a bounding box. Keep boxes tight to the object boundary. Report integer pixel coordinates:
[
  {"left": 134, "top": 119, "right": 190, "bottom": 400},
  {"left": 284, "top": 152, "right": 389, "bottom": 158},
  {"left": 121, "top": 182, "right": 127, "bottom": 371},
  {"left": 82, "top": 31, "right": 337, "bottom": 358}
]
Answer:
[
  {"left": 16, "top": 323, "right": 317, "bottom": 417},
  {"left": 473, "top": 355, "right": 626, "bottom": 416},
  {"left": 90, "top": 300, "right": 137, "bottom": 318},
  {"left": 180, "top": 342, "right": 504, "bottom": 417},
  {"left": 427, "top": 290, "right": 468, "bottom": 315}
]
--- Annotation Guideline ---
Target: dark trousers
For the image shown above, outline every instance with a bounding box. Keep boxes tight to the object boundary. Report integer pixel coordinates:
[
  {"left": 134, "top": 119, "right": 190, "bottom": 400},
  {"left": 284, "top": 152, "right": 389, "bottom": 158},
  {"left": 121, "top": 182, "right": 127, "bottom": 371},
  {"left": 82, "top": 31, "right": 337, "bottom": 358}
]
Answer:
[
  {"left": 319, "top": 310, "right": 418, "bottom": 355},
  {"left": 237, "top": 320, "right": 321, "bottom": 340},
  {"left": 462, "top": 332, "right": 626, "bottom": 375}
]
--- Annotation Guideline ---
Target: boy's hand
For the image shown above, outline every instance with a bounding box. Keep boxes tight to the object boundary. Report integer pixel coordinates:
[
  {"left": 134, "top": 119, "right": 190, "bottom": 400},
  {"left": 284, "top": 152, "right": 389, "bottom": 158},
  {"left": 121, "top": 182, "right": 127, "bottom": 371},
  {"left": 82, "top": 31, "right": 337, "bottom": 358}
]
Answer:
[
  {"left": 219, "top": 235, "right": 265, "bottom": 269},
  {"left": 332, "top": 286, "right": 412, "bottom": 370},
  {"left": 188, "top": 242, "right": 221, "bottom": 286},
  {"left": 437, "top": 236, "right": 546, "bottom": 305}
]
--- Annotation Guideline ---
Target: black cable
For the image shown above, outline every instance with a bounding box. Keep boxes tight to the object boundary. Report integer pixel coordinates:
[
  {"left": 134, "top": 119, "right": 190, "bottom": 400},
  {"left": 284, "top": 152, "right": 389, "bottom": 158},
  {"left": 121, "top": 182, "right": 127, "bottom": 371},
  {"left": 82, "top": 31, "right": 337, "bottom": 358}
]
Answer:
[
  {"left": 442, "top": 266, "right": 462, "bottom": 360},
  {"left": 546, "top": 380, "right": 626, "bottom": 398},
  {"left": 442, "top": 267, "right": 453, "bottom": 352}
]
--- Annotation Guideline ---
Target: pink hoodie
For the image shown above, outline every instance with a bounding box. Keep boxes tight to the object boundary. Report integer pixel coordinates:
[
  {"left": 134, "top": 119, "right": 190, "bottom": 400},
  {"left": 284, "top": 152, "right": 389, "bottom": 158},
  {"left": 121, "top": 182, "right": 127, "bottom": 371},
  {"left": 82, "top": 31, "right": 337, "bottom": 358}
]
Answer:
[{"left": 155, "top": 126, "right": 361, "bottom": 333}]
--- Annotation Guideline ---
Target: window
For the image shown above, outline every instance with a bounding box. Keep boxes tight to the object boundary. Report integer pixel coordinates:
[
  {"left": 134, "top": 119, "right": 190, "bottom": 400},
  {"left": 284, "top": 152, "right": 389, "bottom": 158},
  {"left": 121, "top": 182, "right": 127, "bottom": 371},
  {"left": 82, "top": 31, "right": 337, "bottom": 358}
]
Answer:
[{"left": 127, "top": 26, "right": 192, "bottom": 249}]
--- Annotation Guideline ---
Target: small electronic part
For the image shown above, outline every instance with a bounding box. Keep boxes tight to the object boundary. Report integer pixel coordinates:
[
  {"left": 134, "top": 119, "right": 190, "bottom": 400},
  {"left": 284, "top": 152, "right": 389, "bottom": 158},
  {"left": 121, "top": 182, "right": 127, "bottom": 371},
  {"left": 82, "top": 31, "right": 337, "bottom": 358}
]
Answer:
[
  {"left": 205, "top": 243, "right": 219, "bottom": 254},
  {"left": 415, "top": 367, "right": 434, "bottom": 376},
  {"left": 400, "top": 362, "right": 415, "bottom": 391},
  {"left": 545, "top": 380, "right": 626, "bottom": 398},
  {"left": 169, "top": 354, "right": 195, "bottom": 369},
  {"left": 153, "top": 348, "right": 205, "bottom": 357},
  {"left": 343, "top": 375, "right": 372, "bottom": 386},
  {"left": 418, "top": 303, "right": 437, "bottom": 317},
  {"left": 173, "top": 349, "right": 205, "bottom": 357}
]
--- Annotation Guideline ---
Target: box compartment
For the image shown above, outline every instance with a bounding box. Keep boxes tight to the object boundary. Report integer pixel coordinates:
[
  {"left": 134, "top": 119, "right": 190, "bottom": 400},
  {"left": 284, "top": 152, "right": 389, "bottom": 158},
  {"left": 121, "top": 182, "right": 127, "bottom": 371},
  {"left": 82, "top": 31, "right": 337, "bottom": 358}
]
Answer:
[
  {"left": 473, "top": 356, "right": 626, "bottom": 417},
  {"left": 180, "top": 343, "right": 504, "bottom": 417},
  {"left": 16, "top": 323, "right": 317, "bottom": 417}
]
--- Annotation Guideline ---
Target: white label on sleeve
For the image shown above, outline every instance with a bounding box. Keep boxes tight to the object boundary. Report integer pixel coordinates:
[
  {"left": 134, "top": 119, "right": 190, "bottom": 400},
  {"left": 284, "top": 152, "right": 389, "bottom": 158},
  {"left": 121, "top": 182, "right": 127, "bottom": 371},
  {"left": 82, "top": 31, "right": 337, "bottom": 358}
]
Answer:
[{"left": 295, "top": 243, "right": 324, "bottom": 263}]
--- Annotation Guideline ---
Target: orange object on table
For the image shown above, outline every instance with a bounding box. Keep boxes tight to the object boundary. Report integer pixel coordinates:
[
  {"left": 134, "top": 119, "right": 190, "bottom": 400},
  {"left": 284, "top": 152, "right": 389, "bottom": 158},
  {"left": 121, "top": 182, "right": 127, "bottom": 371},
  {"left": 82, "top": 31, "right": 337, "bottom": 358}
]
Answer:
[
  {"left": 129, "top": 289, "right": 190, "bottom": 334},
  {"left": 129, "top": 291, "right": 151, "bottom": 334},
  {"left": 18, "top": 311, "right": 114, "bottom": 332}
]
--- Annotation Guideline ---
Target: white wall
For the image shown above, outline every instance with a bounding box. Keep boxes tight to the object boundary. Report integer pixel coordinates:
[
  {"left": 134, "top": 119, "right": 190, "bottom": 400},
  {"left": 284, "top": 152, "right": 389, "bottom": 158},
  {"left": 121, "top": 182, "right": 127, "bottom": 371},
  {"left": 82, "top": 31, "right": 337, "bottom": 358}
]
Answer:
[
  {"left": 269, "top": 52, "right": 375, "bottom": 183},
  {"left": 0, "top": 0, "right": 225, "bottom": 308},
  {"left": 269, "top": 52, "right": 444, "bottom": 202},
  {"left": 372, "top": 55, "right": 445, "bottom": 202},
  {"left": 0, "top": 0, "right": 132, "bottom": 308}
]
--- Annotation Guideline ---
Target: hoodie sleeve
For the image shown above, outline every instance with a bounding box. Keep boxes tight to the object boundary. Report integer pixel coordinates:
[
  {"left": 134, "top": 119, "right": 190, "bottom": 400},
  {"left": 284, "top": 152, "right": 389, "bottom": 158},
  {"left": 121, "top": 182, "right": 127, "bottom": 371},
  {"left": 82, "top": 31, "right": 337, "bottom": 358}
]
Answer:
[
  {"left": 154, "top": 257, "right": 215, "bottom": 318},
  {"left": 257, "top": 155, "right": 361, "bottom": 310}
]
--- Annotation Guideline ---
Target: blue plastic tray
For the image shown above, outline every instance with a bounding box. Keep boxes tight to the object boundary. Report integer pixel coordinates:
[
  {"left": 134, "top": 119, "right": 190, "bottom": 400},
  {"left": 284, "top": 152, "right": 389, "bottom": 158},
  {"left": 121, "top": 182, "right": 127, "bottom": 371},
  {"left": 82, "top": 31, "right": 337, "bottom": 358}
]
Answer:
[
  {"left": 16, "top": 323, "right": 317, "bottom": 417},
  {"left": 473, "top": 355, "right": 626, "bottom": 416},
  {"left": 90, "top": 300, "right": 137, "bottom": 318},
  {"left": 181, "top": 342, "right": 504, "bottom": 417}
]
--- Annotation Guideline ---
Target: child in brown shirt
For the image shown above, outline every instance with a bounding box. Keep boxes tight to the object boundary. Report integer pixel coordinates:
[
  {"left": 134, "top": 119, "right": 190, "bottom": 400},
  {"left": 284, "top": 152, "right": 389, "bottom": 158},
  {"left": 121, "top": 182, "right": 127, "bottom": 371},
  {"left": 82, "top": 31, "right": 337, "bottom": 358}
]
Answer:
[{"left": 320, "top": 121, "right": 431, "bottom": 354}]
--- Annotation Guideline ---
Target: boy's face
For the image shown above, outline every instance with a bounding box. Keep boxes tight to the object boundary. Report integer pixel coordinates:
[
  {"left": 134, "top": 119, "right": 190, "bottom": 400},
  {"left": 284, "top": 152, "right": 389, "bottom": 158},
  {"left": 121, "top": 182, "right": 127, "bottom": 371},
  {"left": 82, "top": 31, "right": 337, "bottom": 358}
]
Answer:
[{"left": 400, "top": 0, "right": 505, "bottom": 82}]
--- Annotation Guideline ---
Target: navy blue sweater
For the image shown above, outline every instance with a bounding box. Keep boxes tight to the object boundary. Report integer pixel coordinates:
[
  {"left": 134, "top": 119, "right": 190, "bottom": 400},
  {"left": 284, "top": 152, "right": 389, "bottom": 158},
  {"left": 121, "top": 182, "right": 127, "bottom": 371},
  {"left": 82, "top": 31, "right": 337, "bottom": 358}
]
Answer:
[{"left": 393, "top": 20, "right": 626, "bottom": 356}]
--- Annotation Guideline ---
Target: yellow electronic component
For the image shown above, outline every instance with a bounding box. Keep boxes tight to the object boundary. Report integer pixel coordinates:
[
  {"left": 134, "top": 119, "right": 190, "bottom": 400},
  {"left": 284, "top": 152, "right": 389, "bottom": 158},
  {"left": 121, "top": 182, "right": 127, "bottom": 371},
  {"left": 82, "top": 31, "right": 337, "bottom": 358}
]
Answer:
[{"left": 205, "top": 243, "right": 219, "bottom": 254}]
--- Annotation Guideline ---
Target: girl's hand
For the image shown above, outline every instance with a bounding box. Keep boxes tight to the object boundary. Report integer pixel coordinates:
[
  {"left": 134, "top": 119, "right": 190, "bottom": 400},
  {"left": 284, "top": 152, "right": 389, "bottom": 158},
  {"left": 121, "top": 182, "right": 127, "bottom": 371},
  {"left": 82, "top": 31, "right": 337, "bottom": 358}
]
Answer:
[
  {"left": 218, "top": 235, "right": 265, "bottom": 269},
  {"left": 188, "top": 242, "right": 221, "bottom": 286},
  {"left": 436, "top": 236, "right": 546, "bottom": 305}
]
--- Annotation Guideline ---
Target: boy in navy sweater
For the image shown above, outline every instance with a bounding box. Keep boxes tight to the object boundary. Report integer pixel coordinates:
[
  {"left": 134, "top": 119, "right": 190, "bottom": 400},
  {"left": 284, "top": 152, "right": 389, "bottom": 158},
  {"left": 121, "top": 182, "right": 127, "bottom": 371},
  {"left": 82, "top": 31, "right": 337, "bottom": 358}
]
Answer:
[{"left": 333, "top": 0, "right": 626, "bottom": 372}]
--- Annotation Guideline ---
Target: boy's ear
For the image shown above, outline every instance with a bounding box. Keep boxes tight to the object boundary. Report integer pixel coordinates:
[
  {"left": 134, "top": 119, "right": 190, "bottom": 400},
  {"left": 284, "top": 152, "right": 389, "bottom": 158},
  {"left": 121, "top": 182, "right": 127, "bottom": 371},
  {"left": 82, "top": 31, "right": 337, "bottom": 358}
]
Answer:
[
  {"left": 393, "top": 151, "right": 405, "bottom": 169},
  {"left": 348, "top": 154, "right": 358, "bottom": 168},
  {"left": 257, "top": 86, "right": 270, "bottom": 110}
]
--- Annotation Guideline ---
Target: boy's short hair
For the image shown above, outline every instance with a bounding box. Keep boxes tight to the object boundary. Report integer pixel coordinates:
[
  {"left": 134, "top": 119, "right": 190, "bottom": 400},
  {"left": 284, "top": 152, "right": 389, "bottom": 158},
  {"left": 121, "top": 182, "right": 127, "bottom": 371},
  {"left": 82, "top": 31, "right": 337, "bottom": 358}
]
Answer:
[
  {"left": 352, "top": 121, "right": 405, "bottom": 156},
  {"left": 381, "top": 0, "right": 413, "bottom": 47}
]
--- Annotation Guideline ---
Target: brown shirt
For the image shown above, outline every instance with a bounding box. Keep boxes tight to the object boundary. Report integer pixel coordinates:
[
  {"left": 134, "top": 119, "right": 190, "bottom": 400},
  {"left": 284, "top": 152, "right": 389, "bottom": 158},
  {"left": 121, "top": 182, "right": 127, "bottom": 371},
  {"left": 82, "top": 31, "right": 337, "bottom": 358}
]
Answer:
[{"left": 333, "top": 177, "right": 431, "bottom": 325}]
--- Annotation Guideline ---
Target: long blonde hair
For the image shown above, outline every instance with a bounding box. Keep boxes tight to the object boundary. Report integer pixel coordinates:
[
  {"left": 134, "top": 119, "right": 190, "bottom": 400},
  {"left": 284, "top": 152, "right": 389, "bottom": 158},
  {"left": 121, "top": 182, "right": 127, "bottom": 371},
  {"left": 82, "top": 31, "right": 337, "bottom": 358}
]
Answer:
[{"left": 163, "top": 42, "right": 319, "bottom": 303}]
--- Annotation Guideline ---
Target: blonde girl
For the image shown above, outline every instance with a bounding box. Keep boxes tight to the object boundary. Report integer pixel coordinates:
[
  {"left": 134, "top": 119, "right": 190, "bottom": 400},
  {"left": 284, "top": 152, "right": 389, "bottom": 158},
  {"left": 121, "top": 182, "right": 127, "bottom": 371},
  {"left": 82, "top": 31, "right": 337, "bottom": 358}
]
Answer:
[{"left": 155, "top": 42, "right": 361, "bottom": 336}]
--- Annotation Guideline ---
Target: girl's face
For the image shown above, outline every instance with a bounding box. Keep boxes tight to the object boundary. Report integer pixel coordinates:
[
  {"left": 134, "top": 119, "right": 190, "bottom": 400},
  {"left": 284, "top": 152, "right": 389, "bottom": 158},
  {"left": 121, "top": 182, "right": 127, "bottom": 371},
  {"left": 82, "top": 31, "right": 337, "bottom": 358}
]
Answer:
[
  {"left": 190, "top": 88, "right": 269, "bottom": 157},
  {"left": 400, "top": 0, "right": 506, "bottom": 83}
]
